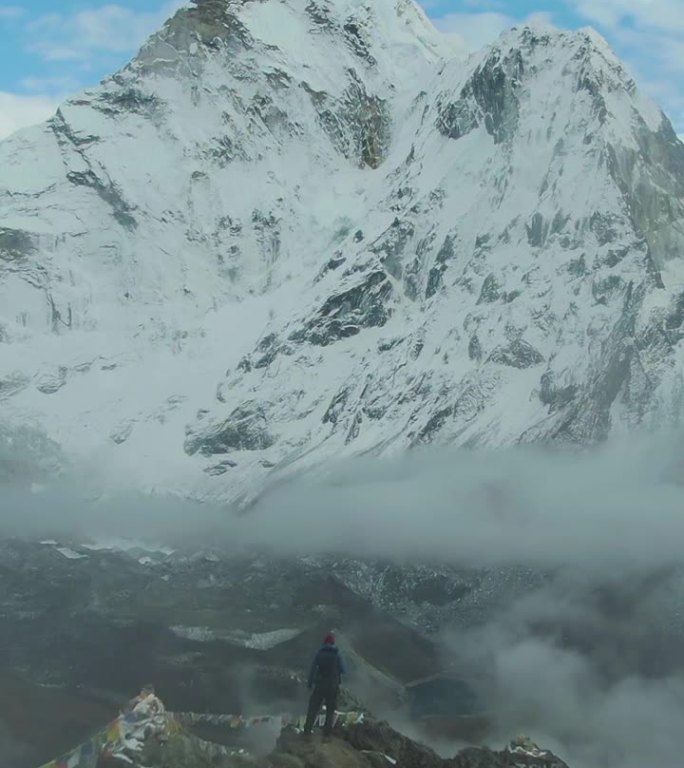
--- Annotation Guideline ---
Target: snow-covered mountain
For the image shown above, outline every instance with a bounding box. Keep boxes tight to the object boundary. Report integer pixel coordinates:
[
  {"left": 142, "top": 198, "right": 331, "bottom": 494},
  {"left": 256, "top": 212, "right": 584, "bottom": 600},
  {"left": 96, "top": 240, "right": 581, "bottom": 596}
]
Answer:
[{"left": 1, "top": 0, "right": 683, "bottom": 504}]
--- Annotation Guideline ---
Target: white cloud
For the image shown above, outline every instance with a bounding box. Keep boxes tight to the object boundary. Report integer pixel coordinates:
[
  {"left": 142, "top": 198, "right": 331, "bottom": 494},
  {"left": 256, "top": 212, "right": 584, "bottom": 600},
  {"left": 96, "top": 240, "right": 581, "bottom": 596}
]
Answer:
[
  {"left": 434, "top": 11, "right": 512, "bottom": 50},
  {"left": 569, "top": 0, "right": 684, "bottom": 34},
  {"left": 0, "top": 92, "right": 59, "bottom": 139},
  {"left": 20, "top": 76, "right": 83, "bottom": 95},
  {"left": 28, "top": 1, "right": 186, "bottom": 63},
  {"left": 0, "top": 5, "right": 24, "bottom": 19},
  {"left": 434, "top": 10, "right": 555, "bottom": 52}
]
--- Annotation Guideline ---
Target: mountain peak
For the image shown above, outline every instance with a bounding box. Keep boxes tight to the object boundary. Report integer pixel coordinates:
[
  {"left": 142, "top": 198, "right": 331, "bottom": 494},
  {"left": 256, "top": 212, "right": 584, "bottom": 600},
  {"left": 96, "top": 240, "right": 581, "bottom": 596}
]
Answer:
[
  {"left": 143, "top": 0, "right": 450, "bottom": 60},
  {"left": 492, "top": 23, "right": 644, "bottom": 100},
  {"left": 1, "top": 1, "right": 683, "bottom": 500}
]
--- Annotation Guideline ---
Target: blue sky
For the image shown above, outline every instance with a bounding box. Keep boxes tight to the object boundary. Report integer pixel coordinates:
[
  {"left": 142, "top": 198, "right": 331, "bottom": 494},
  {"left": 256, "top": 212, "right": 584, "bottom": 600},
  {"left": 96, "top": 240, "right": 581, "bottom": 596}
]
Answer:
[{"left": 0, "top": 0, "right": 683, "bottom": 138}]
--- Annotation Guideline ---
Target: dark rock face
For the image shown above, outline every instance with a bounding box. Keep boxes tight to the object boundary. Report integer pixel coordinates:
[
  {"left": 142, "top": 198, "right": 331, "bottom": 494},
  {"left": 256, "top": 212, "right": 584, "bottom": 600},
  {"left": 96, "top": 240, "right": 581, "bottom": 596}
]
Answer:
[
  {"left": 290, "top": 270, "right": 392, "bottom": 347},
  {"left": 370, "top": 218, "right": 417, "bottom": 280},
  {"left": 436, "top": 98, "right": 481, "bottom": 142},
  {"left": 344, "top": 19, "right": 376, "bottom": 65},
  {"left": 606, "top": 120, "right": 684, "bottom": 270},
  {"left": 267, "top": 721, "right": 570, "bottom": 768},
  {"left": 437, "top": 47, "right": 524, "bottom": 144},
  {"left": 548, "top": 282, "right": 646, "bottom": 442},
  {"left": 185, "top": 403, "right": 275, "bottom": 455},
  {"left": 343, "top": 719, "right": 447, "bottom": 768},
  {"left": 306, "top": 1, "right": 335, "bottom": 30},
  {"left": 174, "top": 0, "right": 256, "bottom": 52},
  {"left": 477, "top": 274, "right": 501, "bottom": 304},
  {"left": 95, "top": 87, "right": 163, "bottom": 117},
  {"left": 66, "top": 168, "right": 137, "bottom": 230},
  {"left": 323, "top": 387, "right": 350, "bottom": 426},
  {"left": 140, "top": 719, "right": 571, "bottom": 768},
  {"left": 526, "top": 213, "right": 547, "bottom": 248},
  {"left": 539, "top": 371, "right": 577, "bottom": 412},
  {"left": 468, "top": 335, "right": 483, "bottom": 362},
  {"left": 49, "top": 107, "right": 100, "bottom": 146},
  {"left": 413, "top": 405, "right": 455, "bottom": 445},
  {"left": 487, "top": 340, "right": 545, "bottom": 369},
  {"left": 664, "top": 291, "right": 684, "bottom": 343},
  {"left": 590, "top": 211, "right": 621, "bottom": 246},
  {"left": 466, "top": 50, "right": 524, "bottom": 144},
  {"left": 425, "top": 235, "right": 456, "bottom": 299},
  {"left": 0, "top": 228, "right": 35, "bottom": 261},
  {"left": 304, "top": 75, "right": 391, "bottom": 169},
  {"left": 254, "top": 333, "right": 282, "bottom": 370}
]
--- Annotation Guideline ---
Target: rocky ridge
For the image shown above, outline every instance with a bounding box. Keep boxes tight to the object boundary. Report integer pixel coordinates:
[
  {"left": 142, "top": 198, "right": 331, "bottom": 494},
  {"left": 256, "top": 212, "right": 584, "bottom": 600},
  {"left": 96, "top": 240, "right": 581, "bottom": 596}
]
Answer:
[{"left": 133, "top": 718, "right": 571, "bottom": 768}]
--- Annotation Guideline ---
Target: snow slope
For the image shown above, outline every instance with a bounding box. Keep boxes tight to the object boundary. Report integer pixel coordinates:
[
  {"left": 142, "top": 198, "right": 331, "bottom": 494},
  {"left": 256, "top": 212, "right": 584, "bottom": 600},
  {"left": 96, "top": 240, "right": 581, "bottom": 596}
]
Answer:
[{"left": 1, "top": 0, "right": 683, "bottom": 504}]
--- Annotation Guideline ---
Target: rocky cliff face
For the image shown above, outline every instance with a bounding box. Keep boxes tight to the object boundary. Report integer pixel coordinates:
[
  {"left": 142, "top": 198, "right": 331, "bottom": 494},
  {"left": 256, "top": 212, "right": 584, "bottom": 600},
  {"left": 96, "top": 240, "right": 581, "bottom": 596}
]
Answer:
[
  {"left": 0, "top": 1, "right": 683, "bottom": 504},
  {"left": 135, "top": 719, "right": 571, "bottom": 768}
]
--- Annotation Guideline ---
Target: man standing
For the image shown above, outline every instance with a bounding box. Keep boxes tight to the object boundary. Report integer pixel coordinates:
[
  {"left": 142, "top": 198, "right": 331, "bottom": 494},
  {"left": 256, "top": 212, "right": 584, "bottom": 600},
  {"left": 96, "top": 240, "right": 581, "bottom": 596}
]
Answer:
[{"left": 303, "top": 633, "right": 346, "bottom": 739}]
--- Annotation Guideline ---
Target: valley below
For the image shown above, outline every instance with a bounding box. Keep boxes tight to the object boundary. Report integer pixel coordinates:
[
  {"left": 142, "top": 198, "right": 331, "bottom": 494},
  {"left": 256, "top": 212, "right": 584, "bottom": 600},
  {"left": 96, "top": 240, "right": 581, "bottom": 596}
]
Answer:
[{"left": 2, "top": 519, "right": 684, "bottom": 768}]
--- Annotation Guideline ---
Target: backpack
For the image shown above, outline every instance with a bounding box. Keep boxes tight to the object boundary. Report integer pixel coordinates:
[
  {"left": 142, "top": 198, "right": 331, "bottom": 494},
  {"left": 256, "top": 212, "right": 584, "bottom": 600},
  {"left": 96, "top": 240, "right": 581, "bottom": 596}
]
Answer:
[{"left": 315, "top": 646, "right": 340, "bottom": 687}]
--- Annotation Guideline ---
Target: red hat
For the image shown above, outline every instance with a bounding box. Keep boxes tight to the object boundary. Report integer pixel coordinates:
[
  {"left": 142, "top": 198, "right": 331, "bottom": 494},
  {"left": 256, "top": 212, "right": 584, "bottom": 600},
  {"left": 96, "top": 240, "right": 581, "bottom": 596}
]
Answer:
[{"left": 323, "top": 633, "right": 336, "bottom": 646}]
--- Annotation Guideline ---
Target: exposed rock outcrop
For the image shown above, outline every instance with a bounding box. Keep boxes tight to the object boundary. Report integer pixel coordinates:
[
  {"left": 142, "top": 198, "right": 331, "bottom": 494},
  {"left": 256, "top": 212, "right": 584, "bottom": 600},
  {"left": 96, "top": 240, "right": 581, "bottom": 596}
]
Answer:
[{"left": 110, "top": 714, "right": 571, "bottom": 768}]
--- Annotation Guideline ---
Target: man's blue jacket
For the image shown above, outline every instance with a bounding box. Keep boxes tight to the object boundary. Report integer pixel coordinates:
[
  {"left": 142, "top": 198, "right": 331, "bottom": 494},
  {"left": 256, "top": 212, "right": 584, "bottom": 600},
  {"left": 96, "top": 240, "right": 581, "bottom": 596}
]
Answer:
[{"left": 308, "top": 644, "right": 346, "bottom": 689}]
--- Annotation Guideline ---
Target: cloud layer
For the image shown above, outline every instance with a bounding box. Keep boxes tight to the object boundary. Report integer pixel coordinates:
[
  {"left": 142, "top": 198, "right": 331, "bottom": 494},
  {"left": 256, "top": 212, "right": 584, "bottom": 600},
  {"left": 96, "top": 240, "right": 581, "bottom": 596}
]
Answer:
[
  {"left": 26, "top": 2, "right": 186, "bottom": 63},
  {"left": 0, "top": 91, "right": 59, "bottom": 138},
  {"left": 3, "top": 431, "right": 684, "bottom": 573},
  {"left": 3, "top": 430, "right": 684, "bottom": 767}
]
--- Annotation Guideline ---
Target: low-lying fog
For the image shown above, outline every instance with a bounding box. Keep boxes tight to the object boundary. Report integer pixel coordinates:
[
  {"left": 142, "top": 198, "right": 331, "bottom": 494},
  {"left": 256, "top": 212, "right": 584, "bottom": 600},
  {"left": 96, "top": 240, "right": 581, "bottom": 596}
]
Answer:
[{"left": 2, "top": 430, "right": 684, "bottom": 768}]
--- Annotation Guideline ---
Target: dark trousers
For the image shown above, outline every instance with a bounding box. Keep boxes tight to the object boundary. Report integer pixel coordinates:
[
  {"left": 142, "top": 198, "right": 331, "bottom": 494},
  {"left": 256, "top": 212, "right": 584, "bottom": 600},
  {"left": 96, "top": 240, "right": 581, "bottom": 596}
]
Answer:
[{"left": 304, "top": 685, "right": 338, "bottom": 735}]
